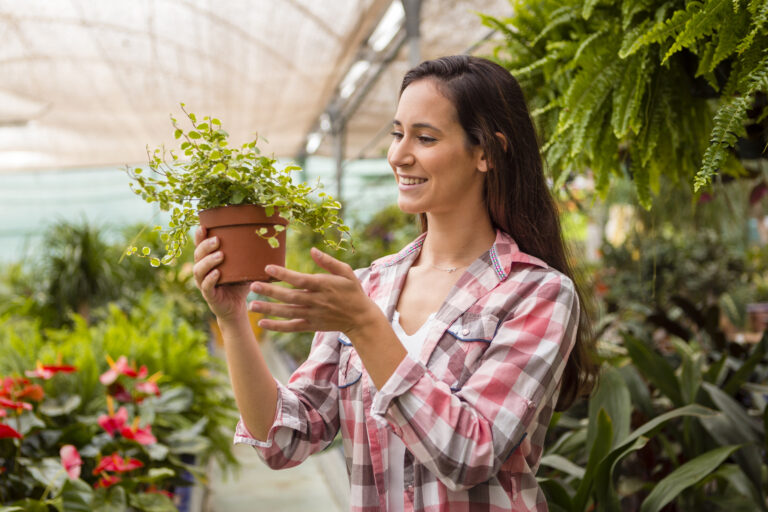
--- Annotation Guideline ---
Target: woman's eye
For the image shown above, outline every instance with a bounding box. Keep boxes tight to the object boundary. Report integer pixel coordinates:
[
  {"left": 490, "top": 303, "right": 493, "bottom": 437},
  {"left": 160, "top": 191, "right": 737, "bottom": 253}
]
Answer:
[
  {"left": 390, "top": 131, "right": 403, "bottom": 140},
  {"left": 417, "top": 136, "right": 436, "bottom": 144}
]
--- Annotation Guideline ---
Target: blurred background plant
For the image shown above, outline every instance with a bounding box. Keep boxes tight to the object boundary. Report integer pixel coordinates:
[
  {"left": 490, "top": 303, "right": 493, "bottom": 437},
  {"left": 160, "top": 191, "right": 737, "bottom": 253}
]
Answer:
[{"left": 0, "top": 298, "right": 238, "bottom": 510}]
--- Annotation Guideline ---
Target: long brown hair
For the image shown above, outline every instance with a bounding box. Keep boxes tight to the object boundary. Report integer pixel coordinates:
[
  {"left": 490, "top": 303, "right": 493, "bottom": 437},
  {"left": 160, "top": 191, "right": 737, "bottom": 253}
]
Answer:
[{"left": 400, "top": 55, "right": 597, "bottom": 411}]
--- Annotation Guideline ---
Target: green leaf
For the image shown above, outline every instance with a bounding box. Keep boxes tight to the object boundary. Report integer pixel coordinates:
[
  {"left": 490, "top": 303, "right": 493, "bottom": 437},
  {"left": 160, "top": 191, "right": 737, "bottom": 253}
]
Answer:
[
  {"left": 573, "top": 408, "right": 613, "bottom": 511},
  {"left": 154, "top": 385, "right": 193, "bottom": 413},
  {"left": 60, "top": 478, "right": 94, "bottom": 512},
  {"left": 268, "top": 237, "right": 280, "bottom": 249},
  {"left": 623, "top": 333, "right": 683, "bottom": 406},
  {"left": 539, "top": 453, "right": 585, "bottom": 479},
  {"left": 128, "top": 492, "right": 177, "bottom": 512},
  {"left": 723, "top": 330, "right": 767, "bottom": 395},
  {"left": 701, "top": 382, "right": 763, "bottom": 442},
  {"left": 640, "top": 445, "right": 740, "bottom": 512},
  {"left": 588, "top": 366, "right": 631, "bottom": 450},
  {"left": 39, "top": 394, "right": 82, "bottom": 416},
  {"left": 174, "top": 129, "right": 182, "bottom": 139},
  {"left": 93, "top": 485, "right": 127, "bottom": 512},
  {"left": 188, "top": 131, "right": 201, "bottom": 139}
]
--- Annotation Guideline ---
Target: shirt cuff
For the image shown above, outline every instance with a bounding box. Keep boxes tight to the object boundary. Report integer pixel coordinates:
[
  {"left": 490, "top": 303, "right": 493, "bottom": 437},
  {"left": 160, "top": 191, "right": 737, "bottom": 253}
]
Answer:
[
  {"left": 233, "top": 379, "right": 306, "bottom": 448},
  {"left": 370, "top": 354, "right": 427, "bottom": 424}
]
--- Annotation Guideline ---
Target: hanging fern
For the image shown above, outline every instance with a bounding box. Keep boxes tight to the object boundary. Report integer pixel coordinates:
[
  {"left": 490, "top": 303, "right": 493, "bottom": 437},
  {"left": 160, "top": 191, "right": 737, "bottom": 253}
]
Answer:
[{"left": 482, "top": 0, "right": 768, "bottom": 207}]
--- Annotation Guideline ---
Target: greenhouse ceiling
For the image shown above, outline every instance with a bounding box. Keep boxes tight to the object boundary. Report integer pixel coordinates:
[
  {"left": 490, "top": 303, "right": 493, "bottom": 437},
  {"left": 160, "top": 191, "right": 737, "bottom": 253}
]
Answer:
[{"left": 0, "top": 0, "right": 508, "bottom": 173}]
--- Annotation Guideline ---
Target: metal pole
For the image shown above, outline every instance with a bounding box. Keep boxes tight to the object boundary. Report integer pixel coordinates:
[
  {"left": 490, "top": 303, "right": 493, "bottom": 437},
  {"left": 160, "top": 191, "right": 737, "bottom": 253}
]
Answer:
[
  {"left": 402, "top": 0, "right": 422, "bottom": 68},
  {"left": 333, "top": 122, "right": 346, "bottom": 208}
]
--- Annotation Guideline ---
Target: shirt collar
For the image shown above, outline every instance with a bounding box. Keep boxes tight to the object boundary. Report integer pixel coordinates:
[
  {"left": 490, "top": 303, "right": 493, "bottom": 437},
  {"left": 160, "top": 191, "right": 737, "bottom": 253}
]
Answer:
[{"left": 378, "top": 229, "right": 548, "bottom": 282}]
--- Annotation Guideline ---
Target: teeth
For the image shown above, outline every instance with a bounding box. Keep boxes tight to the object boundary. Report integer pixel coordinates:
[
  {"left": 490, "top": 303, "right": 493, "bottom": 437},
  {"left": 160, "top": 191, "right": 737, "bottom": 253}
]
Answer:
[{"left": 401, "top": 177, "right": 427, "bottom": 185}]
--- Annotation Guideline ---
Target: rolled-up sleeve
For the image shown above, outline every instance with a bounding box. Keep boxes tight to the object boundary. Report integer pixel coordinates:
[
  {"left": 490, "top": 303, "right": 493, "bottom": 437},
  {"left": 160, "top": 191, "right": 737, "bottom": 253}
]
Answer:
[
  {"left": 371, "top": 272, "right": 579, "bottom": 491},
  {"left": 233, "top": 330, "right": 342, "bottom": 469}
]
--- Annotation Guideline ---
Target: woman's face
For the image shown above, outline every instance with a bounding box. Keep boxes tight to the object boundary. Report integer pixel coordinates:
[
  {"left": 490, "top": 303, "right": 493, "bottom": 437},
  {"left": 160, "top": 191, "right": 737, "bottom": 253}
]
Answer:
[{"left": 387, "top": 79, "right": 487, "bottom": 216}]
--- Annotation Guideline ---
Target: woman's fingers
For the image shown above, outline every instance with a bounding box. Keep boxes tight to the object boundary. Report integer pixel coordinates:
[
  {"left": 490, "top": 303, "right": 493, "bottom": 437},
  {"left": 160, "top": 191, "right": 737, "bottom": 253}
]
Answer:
[
  {"left": 257, "top": 317, "right": 312, "bottom": 333},
  {"left": 193, "top": 250, "right": 223, "bottom": 287},
  {"left": 194, "top": 226, "right": 207, "bottom": 246},
  {"left": 193, "top": 236, "right": 219, "bottom": 262},
  {"left": 250, "top": 282, "right": 313, "bottom": 305},
  {"left": 249, "top": 300, "right": 308, "bottom": 319},
  {"left": 264, "top": 265, "right": 318, "bottom": 290},
  {"left": 310, "top": 247, "right": 355, "bottom": 278},
  {"left": 199, "top": 267, "right": 220, "bottom": 293}
]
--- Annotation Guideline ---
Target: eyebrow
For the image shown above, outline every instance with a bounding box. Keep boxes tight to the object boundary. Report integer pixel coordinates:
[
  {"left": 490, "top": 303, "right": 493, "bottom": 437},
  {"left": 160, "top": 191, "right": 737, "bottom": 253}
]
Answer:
[{"left": 392, "top": 119, "right": 444, "bottom": 135}]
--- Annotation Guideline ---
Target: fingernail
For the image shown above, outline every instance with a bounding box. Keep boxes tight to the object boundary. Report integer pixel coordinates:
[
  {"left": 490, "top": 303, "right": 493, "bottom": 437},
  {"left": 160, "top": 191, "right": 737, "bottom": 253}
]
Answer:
[
  {"left": 251, "top": 282, "right": 262, "bottom": 293},
  {"left": 213, "top": 251, "right": 223, "bottom": 260},
  {"left": 265, "top": 265, "right": 276, "bottom": 275}
]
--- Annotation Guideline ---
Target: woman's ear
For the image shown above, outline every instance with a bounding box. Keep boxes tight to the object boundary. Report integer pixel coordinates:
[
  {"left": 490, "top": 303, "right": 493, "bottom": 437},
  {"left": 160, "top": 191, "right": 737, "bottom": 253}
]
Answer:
[{"left": 477, "top": 132, "right": 508, "bottom": 174}]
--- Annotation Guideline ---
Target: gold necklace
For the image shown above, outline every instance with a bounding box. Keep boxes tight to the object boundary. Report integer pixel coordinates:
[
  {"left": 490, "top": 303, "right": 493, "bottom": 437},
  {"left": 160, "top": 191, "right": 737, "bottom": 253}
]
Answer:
[{"left": 429, "top": 263, "right": 468, "bottom": 273}]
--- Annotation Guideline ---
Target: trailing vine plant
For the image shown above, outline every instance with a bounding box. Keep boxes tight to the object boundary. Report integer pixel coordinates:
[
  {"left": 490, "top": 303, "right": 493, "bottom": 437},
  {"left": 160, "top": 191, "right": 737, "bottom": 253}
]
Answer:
[
  {"left": 481, "top": 0, "right": 768, "bottom": 208},
  {"left": 125, "top": 104, "right": 350, "bottom": 266}
]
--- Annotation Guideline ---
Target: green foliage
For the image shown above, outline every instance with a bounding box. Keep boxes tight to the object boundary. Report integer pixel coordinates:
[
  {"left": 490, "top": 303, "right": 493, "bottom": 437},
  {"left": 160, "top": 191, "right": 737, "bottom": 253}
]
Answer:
[
  {"left": 125, "top": 104, "right": 350, "bottom": 266},
  {"left": 540, "top": 331, "right": 767, "bottom": 510},
  {"left": 0, "top": 298, "right": 239, "bottom": 496},
  {"left": 482, "top": 0, "right": 768, "bottom": 207},
  {"left": 0, "top": 220, "right": 209, "bottom": 331}
]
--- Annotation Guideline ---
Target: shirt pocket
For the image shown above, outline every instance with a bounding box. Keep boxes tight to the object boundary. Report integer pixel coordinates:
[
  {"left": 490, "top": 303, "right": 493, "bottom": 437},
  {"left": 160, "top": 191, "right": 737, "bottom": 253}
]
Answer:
[
  {"left": 336, "top": 333, "right": 363, "bottom": 389},
  {"left": 445, "top": 313, "right": 500, "bottom": 390}
]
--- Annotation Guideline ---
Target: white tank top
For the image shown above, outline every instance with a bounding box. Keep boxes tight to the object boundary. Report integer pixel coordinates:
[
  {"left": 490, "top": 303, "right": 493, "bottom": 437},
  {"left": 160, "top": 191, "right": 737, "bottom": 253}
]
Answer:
[{"left": 387, "top": 310, "right": 436, "bottom": 512}]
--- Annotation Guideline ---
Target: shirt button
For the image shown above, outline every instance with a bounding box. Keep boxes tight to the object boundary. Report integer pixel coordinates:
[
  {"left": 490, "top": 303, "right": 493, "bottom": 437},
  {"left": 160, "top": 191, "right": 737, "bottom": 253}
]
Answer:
[{"left": 461, "top": 328, "right": 470, "bottom": 336}]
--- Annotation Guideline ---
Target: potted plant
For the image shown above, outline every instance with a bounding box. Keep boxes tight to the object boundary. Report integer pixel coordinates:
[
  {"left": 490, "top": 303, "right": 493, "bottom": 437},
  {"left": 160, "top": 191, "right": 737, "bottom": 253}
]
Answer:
[{"left": 125, "top": 104, "right": 350, "bottom": 284}]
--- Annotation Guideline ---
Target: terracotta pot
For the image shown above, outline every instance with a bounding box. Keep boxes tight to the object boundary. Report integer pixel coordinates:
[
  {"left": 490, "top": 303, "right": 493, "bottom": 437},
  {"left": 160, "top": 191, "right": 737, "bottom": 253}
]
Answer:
[{"left": 198, "top": 204, "right": 288, "bottom": 285}]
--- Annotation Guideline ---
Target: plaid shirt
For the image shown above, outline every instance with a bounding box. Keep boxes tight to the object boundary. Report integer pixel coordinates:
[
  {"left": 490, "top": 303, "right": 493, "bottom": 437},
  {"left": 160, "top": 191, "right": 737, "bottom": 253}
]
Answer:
[{"left": 235, "top": 230, "right": 579, "bottom": 511}]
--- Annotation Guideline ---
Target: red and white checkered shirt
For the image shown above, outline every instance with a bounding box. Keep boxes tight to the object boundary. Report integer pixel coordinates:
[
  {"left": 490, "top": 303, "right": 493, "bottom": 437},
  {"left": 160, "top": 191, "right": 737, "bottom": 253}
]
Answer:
[{"left": 235, "top": 230, "right": 579, "bottom": 511}]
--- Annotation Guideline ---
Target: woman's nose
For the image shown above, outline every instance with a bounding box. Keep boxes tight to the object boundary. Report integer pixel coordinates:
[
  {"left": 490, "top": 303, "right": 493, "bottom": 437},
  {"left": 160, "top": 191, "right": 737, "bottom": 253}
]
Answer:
[{"left": 388, "top": 139, "right": 414, "bottom": 168}]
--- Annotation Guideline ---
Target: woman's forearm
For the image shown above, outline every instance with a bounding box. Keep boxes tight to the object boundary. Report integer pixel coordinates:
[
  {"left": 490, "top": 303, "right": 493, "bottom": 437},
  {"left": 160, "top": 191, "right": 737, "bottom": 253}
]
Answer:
[
  {"left": 347, "top": 306, "right": 407, "bottom": 390},
  {"left": 217, "top": 313, "right": 278, "bottom": 441}
]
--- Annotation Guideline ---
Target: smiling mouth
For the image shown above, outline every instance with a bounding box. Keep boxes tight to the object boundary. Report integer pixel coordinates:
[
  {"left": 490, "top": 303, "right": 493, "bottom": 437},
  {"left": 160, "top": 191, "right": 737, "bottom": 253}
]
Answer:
[{"left": 400, "top": 177, "right": 428, "bottom": 185}]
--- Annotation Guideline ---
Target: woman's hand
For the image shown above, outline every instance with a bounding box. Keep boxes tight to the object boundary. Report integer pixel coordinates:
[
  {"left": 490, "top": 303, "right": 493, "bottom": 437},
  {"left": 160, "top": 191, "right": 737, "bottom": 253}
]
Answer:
[
  {"left": 192, "top": 226, "right": 250, "bottom": 321},
  {"left": 248, "top": 248, "right": 378, "bottom": 335}
]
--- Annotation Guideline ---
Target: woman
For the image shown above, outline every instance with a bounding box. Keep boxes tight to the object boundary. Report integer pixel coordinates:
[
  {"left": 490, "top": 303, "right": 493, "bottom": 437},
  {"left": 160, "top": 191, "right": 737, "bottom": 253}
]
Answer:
[{"left": 193, "top": 55, "right": 596, "bottom": 511}]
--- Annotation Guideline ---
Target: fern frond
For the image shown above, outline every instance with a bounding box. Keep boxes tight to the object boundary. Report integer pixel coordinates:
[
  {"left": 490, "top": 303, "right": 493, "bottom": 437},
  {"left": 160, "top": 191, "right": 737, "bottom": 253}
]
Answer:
[
  {"left": 619, "top": 18, "right": 654, "bottom": 58},
  {"left": 695, "top": 96, "right": 751, "bottom": 190},
  {"left": 612, "top": 50, "right": 651, "bottom": 138},
  {"left": 709, "top": 9, "right": 750, "bottom": 71},
  {"left": 573, "top": 28, "right": 610, "bottom": 66},
  {"left": 632, "top": 159, "right": 653, "bottom": 209},
  {"left": 621, "top": 0, "right": 655, "bottom": 30},
  {"left": 532, "top": 6, "right": 580, "bottom": 47},
  {"left": 478, "top": 14, "right": 539, "bottom": 61},
  {"left": 736, "top": 0, "right": 768, "bottom": 53},
  {"left": 663, "top": 0, "right": 730, "bottom": 63},
  {"left": 622, "top": 3, "right": 697, "bottom": 57},
  {"left": 582, "top": 0, "right": 601, "bottom": 20}
]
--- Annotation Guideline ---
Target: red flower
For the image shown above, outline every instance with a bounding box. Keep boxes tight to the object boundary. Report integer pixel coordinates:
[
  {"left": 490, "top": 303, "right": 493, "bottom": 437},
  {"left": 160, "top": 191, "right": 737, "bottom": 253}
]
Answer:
[
  {"left": 134, "top": 378, "right": 161, "bottom": 400},
  {"left": 25, "top": 361, "right": 77, "bottom": 380},
  {"left": 146, "top": 485, "right": 174, "bottom": 499},
  {"left": 92, "top": 453, "right": 143, "bottom": 475},
  {"left": 97, "top": 398, "right": 128, "bottom": 437},
  {"left": 120, "top": 418, "right": 157, "bottom": 445},
  {"left": 0, "top": 396, "right": 33, "bottom": 413},
  {"left": 60, "top": 444, "right": 82, "bottom": 479},
  {"left": 108, "top": 383, "right": 134, "bottom": 403},
  {"left": 100, "top": 356, "right": 147, "bottom": 386},
  {"left": 0, "top": 423, "right": 23, "bottom": 439},
  {"left": 0, "top": 377, "right": 44, "bottom": 403},
  {"left": 94, "top": 474, "right": 121, "bottom": 489}
]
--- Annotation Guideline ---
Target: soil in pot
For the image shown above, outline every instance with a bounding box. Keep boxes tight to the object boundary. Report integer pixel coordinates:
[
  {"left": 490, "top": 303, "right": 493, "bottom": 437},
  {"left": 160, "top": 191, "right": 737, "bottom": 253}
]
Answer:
[{"left": 198, "top": 204, "right": 288, "bottom": 285}]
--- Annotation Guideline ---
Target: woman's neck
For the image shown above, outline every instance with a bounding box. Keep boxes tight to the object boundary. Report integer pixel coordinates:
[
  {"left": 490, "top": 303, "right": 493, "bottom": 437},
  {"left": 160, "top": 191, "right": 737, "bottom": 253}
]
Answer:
[{"left": 418, "top": 209, "right": 497, "bottom": 269}]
